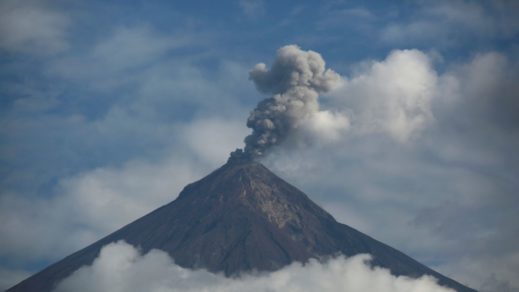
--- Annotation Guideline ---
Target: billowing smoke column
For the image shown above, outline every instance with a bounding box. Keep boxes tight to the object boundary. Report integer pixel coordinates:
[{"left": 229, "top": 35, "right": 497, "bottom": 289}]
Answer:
[{"left": 233, "top": 45, "right": 343, "bottom": 159}]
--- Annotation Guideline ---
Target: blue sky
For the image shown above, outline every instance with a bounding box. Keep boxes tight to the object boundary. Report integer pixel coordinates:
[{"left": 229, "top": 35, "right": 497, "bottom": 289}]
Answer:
[{"left": 1, "top": 0, "right": 518, "bottom": 291}]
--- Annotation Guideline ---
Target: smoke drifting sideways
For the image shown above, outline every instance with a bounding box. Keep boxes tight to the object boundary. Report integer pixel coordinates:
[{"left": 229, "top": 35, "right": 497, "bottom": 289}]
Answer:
[
  {"left": 232, "top": 45, "right": 348, "bottom": 160},
  {"left": 54, "top": 241, "right": 454, "bottom": 292}
]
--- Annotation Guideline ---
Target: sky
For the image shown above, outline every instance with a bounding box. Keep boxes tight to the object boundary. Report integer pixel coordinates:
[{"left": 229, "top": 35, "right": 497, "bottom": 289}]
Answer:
[{"left": 0, "top": 0, "right": 518, "bottom": 291}]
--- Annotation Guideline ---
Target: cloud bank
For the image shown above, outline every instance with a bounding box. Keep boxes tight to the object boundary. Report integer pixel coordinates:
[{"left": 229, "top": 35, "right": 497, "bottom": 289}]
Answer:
[
  {"left": 332, "top": 49, "right": 437, "bottom": 142},
  {"left": 55, "top": 241, "right": 454, "bottom": 292}
]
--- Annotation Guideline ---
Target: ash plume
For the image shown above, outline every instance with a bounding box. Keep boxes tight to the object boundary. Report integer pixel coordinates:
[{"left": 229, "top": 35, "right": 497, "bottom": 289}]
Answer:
[{"left": 233, "top": 45, "right": 345, "bottom": 159}]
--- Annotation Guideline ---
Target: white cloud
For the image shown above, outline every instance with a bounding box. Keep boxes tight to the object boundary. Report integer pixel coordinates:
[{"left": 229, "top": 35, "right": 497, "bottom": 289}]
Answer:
[
  {"left": 0, "top": 154, "right": 208, "bottom": 263},
  {"left": 439, "top": 52, "right": 509, "bottom": 104},
  {"left": 182, "top": 117, "right": 249, "bottom": 165},
  {"left": 332, "top": 49, "right": 437, "bottom": 142},
  {"left": 55, "top": 241, "right": 454, "bottom": 292},
  {"left": 433, "top": 51, "right": 519, "bottom": 166},
  {"left": 0, "top": 0, "right": 69, "bottom": 54},
  {"left": 301, "top": 110, "right": 350, "bottom": 143}
]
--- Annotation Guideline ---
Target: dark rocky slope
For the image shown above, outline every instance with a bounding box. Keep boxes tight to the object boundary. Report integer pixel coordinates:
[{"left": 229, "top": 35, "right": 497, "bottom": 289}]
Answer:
[{"left": 8, "top": 157, "right": 475, "bottom": 292}]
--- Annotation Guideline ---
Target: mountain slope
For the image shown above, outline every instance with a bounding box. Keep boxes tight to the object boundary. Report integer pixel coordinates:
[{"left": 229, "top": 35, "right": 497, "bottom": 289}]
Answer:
[{"left": 8, "top": 157, "right": 475, "bottom": 292}]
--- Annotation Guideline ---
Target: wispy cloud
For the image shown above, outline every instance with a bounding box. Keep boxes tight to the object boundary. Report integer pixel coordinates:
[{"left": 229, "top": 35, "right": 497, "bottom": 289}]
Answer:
[
  {"left": 239, "top": 0, "right": 266, "bottom": 19},
  {"left": 0, "top": 0, "right": 69, "bottom": 55},
  {"left": 380, "top": 0, "right": 519, "bottom": 47},
  {"left": 0, "top": 114, "right": 247, "bottom": 266}
]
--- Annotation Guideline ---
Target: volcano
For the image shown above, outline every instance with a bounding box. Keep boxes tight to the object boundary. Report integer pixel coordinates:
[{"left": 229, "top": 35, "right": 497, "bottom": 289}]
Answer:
[{"left": 8, "top": 155, "right": 474, "bottom": 291}]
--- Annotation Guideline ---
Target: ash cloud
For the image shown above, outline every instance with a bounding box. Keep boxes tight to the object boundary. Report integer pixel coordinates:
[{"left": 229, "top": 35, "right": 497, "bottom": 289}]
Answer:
[
  {"left": 238, "top": 45, "right": 347, "bottom": 158},
  {"left": 54, "top": 241, "right": 454, "bottom": 292},
  {"left": 235, "top": 46, "right": 437, "bottom": 160}
]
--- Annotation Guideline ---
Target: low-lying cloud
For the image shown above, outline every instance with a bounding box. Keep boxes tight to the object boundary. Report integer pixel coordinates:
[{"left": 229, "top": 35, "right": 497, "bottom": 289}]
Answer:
[{"left": 55, "top": 241, "right": 454, "bottom": 292}]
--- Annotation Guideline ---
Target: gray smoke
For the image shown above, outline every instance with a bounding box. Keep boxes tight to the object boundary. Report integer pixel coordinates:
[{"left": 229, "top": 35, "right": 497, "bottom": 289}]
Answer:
[{"left": 236, "top": 45, "right": 343, "bottom": 159}]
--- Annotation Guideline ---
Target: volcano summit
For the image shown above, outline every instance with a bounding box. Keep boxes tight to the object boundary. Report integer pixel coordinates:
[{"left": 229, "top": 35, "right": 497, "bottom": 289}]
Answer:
[{"left": 9, "top": 155, "right": 473, "bottom": 292}]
